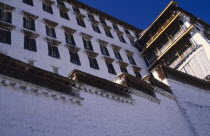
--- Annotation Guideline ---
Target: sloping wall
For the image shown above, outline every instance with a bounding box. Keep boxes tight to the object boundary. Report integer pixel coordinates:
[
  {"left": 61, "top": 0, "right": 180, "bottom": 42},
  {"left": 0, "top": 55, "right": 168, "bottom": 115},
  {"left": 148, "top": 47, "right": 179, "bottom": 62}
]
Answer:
[{"left": 0, "top": 75, "right": 194, "bottom": 136}]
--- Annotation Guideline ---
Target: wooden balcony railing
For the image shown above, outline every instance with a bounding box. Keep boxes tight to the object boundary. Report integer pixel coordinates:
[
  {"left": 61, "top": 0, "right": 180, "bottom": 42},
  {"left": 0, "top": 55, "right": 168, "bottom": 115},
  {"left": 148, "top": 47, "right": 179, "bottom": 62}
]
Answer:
[{"left": 145, "top": 12, "right": 181, "bottom": 49}]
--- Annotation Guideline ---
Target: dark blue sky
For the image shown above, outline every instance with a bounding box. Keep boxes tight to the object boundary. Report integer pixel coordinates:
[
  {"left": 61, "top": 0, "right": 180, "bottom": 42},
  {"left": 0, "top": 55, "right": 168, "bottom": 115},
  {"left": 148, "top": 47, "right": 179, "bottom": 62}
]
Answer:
[{"left": 79, "top": 0, "right": 210, "bottom": 30}]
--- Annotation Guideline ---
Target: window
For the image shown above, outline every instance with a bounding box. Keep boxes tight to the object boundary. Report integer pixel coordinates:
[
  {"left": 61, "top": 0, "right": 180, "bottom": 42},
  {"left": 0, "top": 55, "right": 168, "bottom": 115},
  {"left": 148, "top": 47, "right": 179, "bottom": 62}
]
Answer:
[
  {"left": 24, "top": 36, "right": 37, "bottom": 52},
  {"left": 73, "top": 7, "right": 80, "bottom": 13},
  {"left": 106, "top": 63, "right": 116, "bottom": 75},
  {"left": 43, "top": 3, "right": 53, "bottom": 14},
  {"left": 127, "top": 55, "right": 136, "bottom": 65},
  {"left": 92, "top": 24, "right": 101, "bottom": 33},
  {"left": 113, "top": 24, "right": 119, "bottom": 30},
  {"left": 129, "top": 39, "right": 135, "bottom": 46},
  {"left": 57, "top": 0, "right": 65, "bottom": 6},
  {"left": 0, "top": 29, "right": 11, "bottom": 44},
  {"left": 104, "top": 29, "right": 113, "bottom": 38},
  {"left": 88, "top": 57, "right": 99, "bottom": 69},
  {"left": 99, "top": 18, "right": 106, "bottom": 25},
  {"left": 135, "top": 71, "right": 142, "bottom": 79},
  {"left": 60, "top": 10, "right": 69, "bottom": 20},
  {"left": 124, "top": 29, "right": 130, "bottom": 35},
  {"left": 135, "top": 33, "right": 140, "bottom": 39},
  {"left": 83, "top": 39, "right": 93, "bottom": 51},
  {"left": 88, "top": 13, "right": 95, "bottom": 20},
  {"left": 23, "top": 0, "right": 34, "bottom": 6},
  {"left": 69, "top": 51, "right": 81, "bottom": 65},
  {"left": 113, "top": 50, "right": 123, "bottom": 61},
  {"left": 23, "top": 17, "right": 35, "bottom": 31},
  {"left": 65, "top": 32, "right": 76, "bottom": 46},
  {"left": 48, "top": 45, "right": 60, "bottom": 59},
  {"left": 46, "top": 25, "right": 56, "bottom": 38},
  {"left": 100, "top": 45, "right": 109, "bottom": 56},
  {"left": 76, "top": 17, "right": 85, "bottom": 27},
  {"left": 120, "top": 67, "right": 128, "bottom": 73},
  {"left": 0, "top": 9, "right": 12, "bottom": 23},
  {"left": 52, "top": 67, "right": 59, "bottom": 74},
  {"left": 118, "top": 34, "right": 126, "bottom": 43}
]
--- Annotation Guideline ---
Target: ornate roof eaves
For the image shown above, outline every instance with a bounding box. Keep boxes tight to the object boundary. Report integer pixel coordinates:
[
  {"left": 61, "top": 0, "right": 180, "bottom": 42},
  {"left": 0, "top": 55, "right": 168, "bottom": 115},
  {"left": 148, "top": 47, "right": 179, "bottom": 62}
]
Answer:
[
  {"left": 22, "top": 29, "right": 39, "bottom": 39},
  {"left": 0, "top": 2, "right": 15, "bottom": 12},
  {"left": 62, "top": 25, "right": 77, "bottom": 34},
  {"left": 45, "top": 37, "right": 62, "bottom": 46}
]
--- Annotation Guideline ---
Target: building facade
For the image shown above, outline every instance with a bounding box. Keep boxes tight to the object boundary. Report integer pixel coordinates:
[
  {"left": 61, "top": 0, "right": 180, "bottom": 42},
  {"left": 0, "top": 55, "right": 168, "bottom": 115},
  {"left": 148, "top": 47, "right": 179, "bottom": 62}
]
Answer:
[{"left": 0, "top": 0, "right": 210, "bottom": 136}]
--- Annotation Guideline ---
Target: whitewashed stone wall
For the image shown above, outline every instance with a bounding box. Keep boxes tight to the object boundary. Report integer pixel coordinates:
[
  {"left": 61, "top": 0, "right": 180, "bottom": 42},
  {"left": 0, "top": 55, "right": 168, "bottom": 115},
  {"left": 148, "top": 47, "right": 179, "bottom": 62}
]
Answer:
[
  {"left": 0, "top": 0, "right": 148, "bottom": 81},
  {"left": 0, "top": 75, "right": 195, "bottom": 136},
  {"left": 166, "top": 79, "right": 210, "bottom": 136}
]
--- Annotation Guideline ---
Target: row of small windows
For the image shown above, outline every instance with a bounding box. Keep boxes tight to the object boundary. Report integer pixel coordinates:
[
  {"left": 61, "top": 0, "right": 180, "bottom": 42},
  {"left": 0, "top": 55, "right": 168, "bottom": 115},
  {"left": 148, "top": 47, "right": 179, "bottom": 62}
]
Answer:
[
  {"left": 0, "top": 27, "right": 141, "bottom": 78},
  {"left": 19, "top": 0, "right": 138, "bottom": 44}
]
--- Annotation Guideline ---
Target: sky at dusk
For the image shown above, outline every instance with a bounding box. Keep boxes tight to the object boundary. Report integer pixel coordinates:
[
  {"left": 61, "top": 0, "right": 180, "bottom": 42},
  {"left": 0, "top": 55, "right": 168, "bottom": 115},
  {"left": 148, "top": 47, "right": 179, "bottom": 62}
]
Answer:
[{"left": 79, "top": 0, "right": 210, "bottom": 30}]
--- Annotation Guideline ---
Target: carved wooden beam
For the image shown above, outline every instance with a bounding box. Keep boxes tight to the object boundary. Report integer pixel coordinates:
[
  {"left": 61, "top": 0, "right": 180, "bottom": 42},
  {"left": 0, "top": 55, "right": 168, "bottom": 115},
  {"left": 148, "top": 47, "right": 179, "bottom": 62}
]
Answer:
[
  {"left": 41, "top": 0, "right": 55, "bottom": 6},
  {"left": 133, "top": 65, "right": 142, "bottom": 72},
  {"left": 0, "top": 2, "right": 15, "bottom": 12},
  {"left": 111, "top": 44, "right": 121, "bottom": 51},
  {"left": 104, "top": 56, "right": 115, "bottom": 64},
  {"left": 22, "top": 11, "right": 39, "bottom": 20},
  {"left": 74, "top": 12, "right": 86, "bottom": 19},
  {"left": 90, "top": 18, "right": 100, "bottom": 25},
  {"left": 22, "top": 29, "right": 39, "bottom": 39},
  {"left": 80, "top": 32, "right": 93, "bottom": 40},
  {"left": 125, "top": 49, "right": 134, "bottom": 56},
  {"left": 43, "top": 18, "right": 58, "bottom": 28},
  {"left": 115, "top": 30, "right": 124, "bottom": 35},
  {"left": 66, "top": 44, "right": 80, "bottom": 53},
  {"left": 127, "top": 34, "right": 135, "bottom": 40},
  {"left": 45, "top": 37, "right": 61, "bottom": 46},
  {"left": 0, "top": 21, "right": 16, "bottom": 31},
  {"left": 102, "top": 24, "right": 111, "bottom": 30},
  {"left": 85, "top": 50, "right": 99, "bottom": 58},
  {"left": 118, "top": 61, "right": 129, "bottom": 68},
  {"left": 98, "top": 39, "right": 109, "bottom": 46},
  {"left": 62, "top": 25, "right": 76, "bottom": 34},
  {"left": 57, "top": 4, "right": 70, "bottom": 12}
]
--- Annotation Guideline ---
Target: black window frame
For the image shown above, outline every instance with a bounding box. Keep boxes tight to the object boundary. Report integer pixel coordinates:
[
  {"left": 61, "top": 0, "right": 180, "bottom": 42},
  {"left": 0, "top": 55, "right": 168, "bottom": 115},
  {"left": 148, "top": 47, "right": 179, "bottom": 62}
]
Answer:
[
  {"left": 43, "top": 3, "right": 53, "bottom": 14},
  {"left": 106, "top": 62, "right": 116, "bottom": 75},
  {"left": 120, "top": 66, "right": 128, "bottom": 73},
  {"left": 99, "top": 18, "right": 106, "bottom": 25},
  {"left": 69, "top": 51, "right": 81, "bottom": 66},
  {"left": 46, "top": 25, "right": 56, "bottom": 38},
  {"left": 134, "top": 71, "right": 142, "bottom": 79},
  {"left": 88, "top": 57, "right": 99, "bottom": 70},
  {"left": 23, "top": 0, "right": 34, "bottom": 6},
  {"left": 0, "top": 9, "right": 12, "bottom": 23},
  {"left": 65, "top": 32, "right": 76, "bottom": 46},
  {"left": 113, "top": 50, "right": 123, "bottom": 61},
  {"left": 127, "top": 55, "right": 136, "bottom": 65},
  {"left": 92, "top": 24, "right": 101, "bottom": 33},
  {"left": 59, "top": 10, "right": 69, "bottom": 20},
  {"left": 23, "top": 17, "right": 35, "bottom": 31},
  {"left": 48, "top": 44, "right": 60, "bottom": 59},
  {"left": 124, "top": 29, "right": 130, "bottom": 35},
  {"left": 73, "top": 7, "right": 80, "bottom": 13},
  {"left": 100, "top": 45, "right": 109, "bottom": 56},
  {"left": 83, "top": 38, "right": 93, "bottom": 51},
  {"left": 113, "top": 24, "right": 119, "bottom": 30},
  {"left": 104, "top": 29, "right": 113, "bottom": 38},
  {"left": 24, "top": 36, "right": 37, "bottom": 52},
  {"left": 76, "top": 17, "right": 86, "bottom": 28},
  {"left": 88, "top": 13, "right": 95, "bottom": 20},
  {"left": 0, "top": 29, "right": 11, "bottom": 44},
  {"left": 118, "top": 34, "right": 126, "bottom": 43}
]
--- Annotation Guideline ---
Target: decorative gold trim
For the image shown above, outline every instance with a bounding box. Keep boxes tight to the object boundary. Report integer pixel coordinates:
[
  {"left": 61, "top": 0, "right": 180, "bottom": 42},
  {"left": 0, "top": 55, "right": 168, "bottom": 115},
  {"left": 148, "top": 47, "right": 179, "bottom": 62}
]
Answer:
[
  {"left": 111, "top": 44, "right": 121, "bottom": 51},
  {"left": 43, "top": 18, "right": 58, "bottom": 28},
  {"left": 102, "top": 24, "right": 111, "bottom": 30},
  {"left": 66, "top": 44, "right": 80, "bottom": 53},
  {"left": 45, "top": 37, "right": 61, "bottom": 46},
  {"left": 125, "top": 49, "right": 134, "bottom": 56},
  {"left": 74, "top": 12, "right": 86, "bottom": 19},
  {"left": 90, "top": 18, "right": 100, "bottom": 25},
  {"left": 41, "top": 0, "right": 55, "bottom": 6},
  {"left": 104, "top": 56, "right": 115, "bottom": 64},
  {"left": 80, "top": 32, "right": 93, "bottom": 40},
  {"left": 98, "top": 39, "right": 109, "bottom": 46},
  {"left": 0, "top": 21, "right": 16, "bottom": 31},
  {"left": 62, "top": 25, "right": 76, "bottom": 34},
  {"left": 85, "top": 50, "right": 99, "bottom": 58},
  {"left": 22, "top": 29, "right": 39, "bottom": 39},
  {"left": 57, "top": 4, "right": 70, "bottom": 13},
  {"left": 133, "top": 66, "right": 141, "bottom": 72},
  {"left": 0, "top": 2, "right": 15, "bottom": 12},
  {"left": 22, "top": 11, "right": 39, "bottom": 20},
  {"left": 118, "top": 61, "right": 128, "bottom": 68}
]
